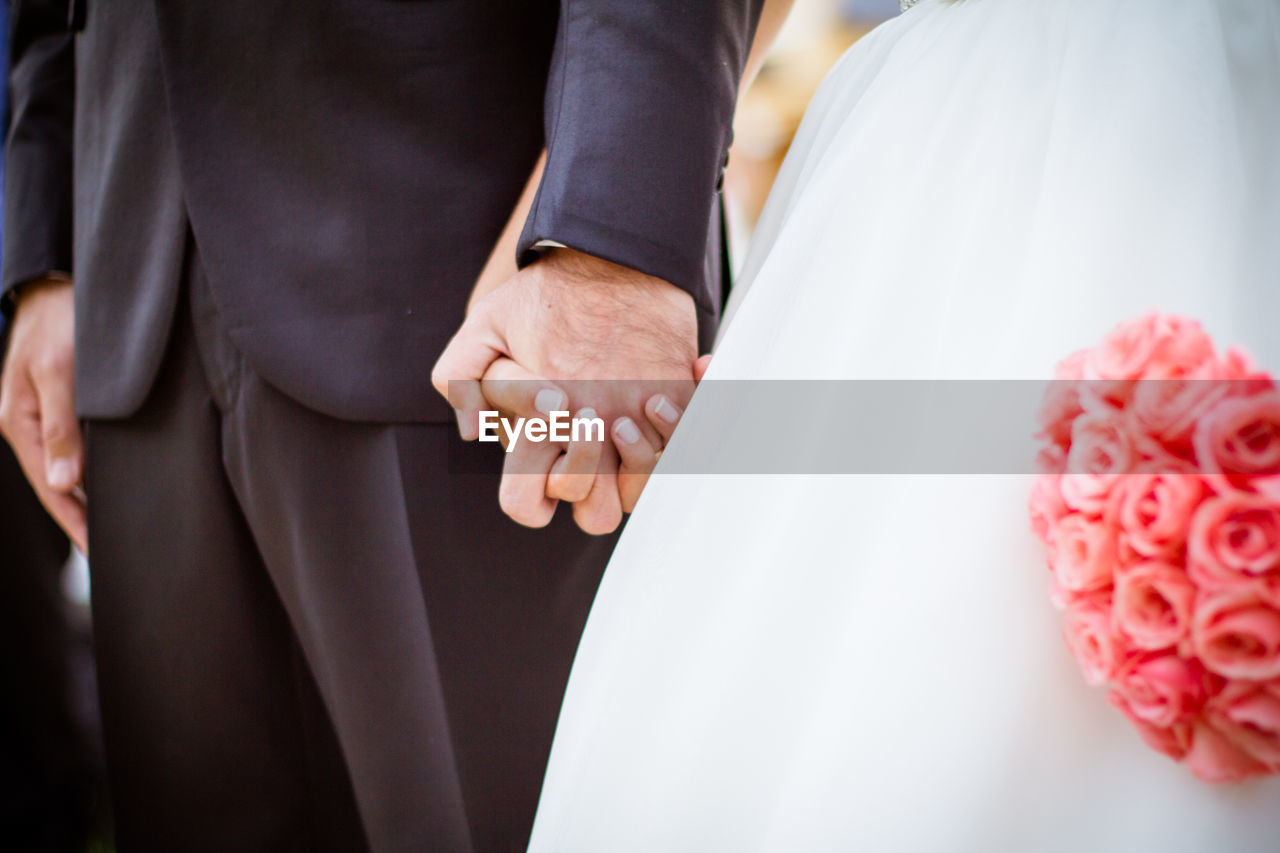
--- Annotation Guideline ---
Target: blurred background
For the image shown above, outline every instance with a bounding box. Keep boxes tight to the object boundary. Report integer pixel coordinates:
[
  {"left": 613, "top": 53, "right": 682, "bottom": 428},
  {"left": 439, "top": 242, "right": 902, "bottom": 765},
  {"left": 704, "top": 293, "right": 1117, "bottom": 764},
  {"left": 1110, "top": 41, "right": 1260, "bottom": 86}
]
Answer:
[{"left": 727, "top": 0, "right": 897, "bottom": 261}]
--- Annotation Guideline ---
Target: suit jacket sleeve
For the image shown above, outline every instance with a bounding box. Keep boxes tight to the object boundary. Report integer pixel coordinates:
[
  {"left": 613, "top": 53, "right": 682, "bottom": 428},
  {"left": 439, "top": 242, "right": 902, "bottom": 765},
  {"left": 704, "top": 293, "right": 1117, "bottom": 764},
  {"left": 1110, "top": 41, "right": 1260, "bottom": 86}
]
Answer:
[
  {"left": 3, "top": 0, "right": 75, "bottom": 314},
  {"left": 517, "top": 0, "right": 763, "bottom": 310}
]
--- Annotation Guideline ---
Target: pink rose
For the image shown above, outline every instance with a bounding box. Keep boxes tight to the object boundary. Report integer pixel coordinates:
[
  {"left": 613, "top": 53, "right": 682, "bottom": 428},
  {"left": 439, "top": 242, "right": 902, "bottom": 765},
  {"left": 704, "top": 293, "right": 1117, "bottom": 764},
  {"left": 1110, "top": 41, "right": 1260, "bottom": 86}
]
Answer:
[
  {"left": 1048, "top": 514, "right": 1117, "bottom": 594},
  {"left": 1129, "top": 437, "right": 1197, "bottom": 469},
  {"left": 1193, "top": 392, "right": 1280, "bottom": 492},
  {"left": 1088, "top": 315, "right": 1166, "bottom": 381},
  {"left": 1111, "top": 472, "right": 1203, "bottom": 559},
  {"left": 1213, "top": 347, "right": 1253, "bottom": 379},
  {"left": 1188, "top": 493, "right": 1280, "bottom": 590},
  {"left": 1108, "top": 691, "right": 1193, "bottom": 760},
  {"left": 1184, "top": 722, "right": 1270, "bottom": 784},
  {"left": 1109, "top": 653, "right": 1209, "bottom": 728},
  {"left": 1060, "top": 474, "right": 1113, "bottom": 517},
  {"left": 1079, "top": 379, "right": 1136, "bottom": 413},
  {"left": 1037, "top": 381, "right": 1085, "bottom": 450},
  {"left": 1063, "top": 595, "right": 1126, "bottom": 686},
  {"left": 1132, "top": 375, "right": 1228, "bottom": 451},
  {"left": 1055, "top": 349, "right": 1089, "bottom": 381},
  {"left": 1047, "top": 575, "right": 1074, "bottom": 611},
  {"left": 1113, "top": 560, "right": 1197, "bottom": 650},
  {"left": 1029, "top": 475, "right": 1068, "bottom": 544},
  {"left": 1206, "top": 679, "right": 1280, "bottom": 768},
  {"left": 1192, "top": 588, "right": 1280, "bottom": 680},
  {"left": 1061, "top": 413, "right": 1136, "bottom": 514},
  {"left": 1088, "top": 314, "right": 1212, "bottom": 381},
  {"left": 1144, "top": 316, "right": 1216, "bottom": 379},
  {"left": 1207, "top": 346, "right": 1274, "bottom": 388},
  {"left": 1036, "top": 444, "right": 1068, "bottom": 476},
  {"left": 1031, "top": 318, "right": 1280, "bottom": 782},
  {"left": 1067, "top": 412, "right": 1136, "bottom": 475}
]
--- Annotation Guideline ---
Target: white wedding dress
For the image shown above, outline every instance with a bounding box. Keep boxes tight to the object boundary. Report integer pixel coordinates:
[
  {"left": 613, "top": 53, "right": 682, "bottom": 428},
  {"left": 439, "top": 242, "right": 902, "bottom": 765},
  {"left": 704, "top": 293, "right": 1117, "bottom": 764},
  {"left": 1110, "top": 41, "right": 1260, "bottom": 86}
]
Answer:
[{"left": 529, "top": 0, "right": 1280, "bottom": 850}]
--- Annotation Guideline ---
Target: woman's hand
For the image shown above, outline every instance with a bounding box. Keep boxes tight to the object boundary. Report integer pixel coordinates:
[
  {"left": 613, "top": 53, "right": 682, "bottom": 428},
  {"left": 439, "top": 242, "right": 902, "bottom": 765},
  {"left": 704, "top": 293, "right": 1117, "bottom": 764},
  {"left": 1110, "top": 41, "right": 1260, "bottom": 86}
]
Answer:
[
  {"left": 477, "top": 353, "right": 710, "bottom": 528},
  {"left": 613, "top": 355, "right": 712, "bottom": 511}
]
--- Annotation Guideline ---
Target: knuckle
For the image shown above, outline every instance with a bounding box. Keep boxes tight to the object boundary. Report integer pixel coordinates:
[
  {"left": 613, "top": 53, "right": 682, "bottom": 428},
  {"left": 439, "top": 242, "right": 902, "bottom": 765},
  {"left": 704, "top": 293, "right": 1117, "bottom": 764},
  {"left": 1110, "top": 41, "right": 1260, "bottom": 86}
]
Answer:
[
  {"left": 432, "top": 371, "right": 454, "bottom": 399},
  {"left": 544, "top": 475, "right": 569, "bottom": 502},
  {"left": 433, "top": 360, "right": 467, "bottom": 394},
  {"left": 498, "top": 482, "right": 521, "bottom": 515},
  {"left": 549, "top": 474, "right": 589, "bottom": 504},
  {"left": 42, "top": 420, "right": 70, "bottom": 444},
  {"left": 33, "top": 349, "right": 72, "bottom": 378},
  {"left": 478, "top": 377, "right": 505, "bottom": 402},
  {"left": 577, "top": 503, "right": 622, "bottom": 536},
  {"left": 498, "top": 480, "right": 538, "bottom": 521},
  {"left": 506, "top": 498, "right": 552, "bottom": 528},
  {"left": 0, "top": 392, "right": 24, "bottom": 439},
  {"left": 541, "top": 348, "right": 589, "bottom": 380}
]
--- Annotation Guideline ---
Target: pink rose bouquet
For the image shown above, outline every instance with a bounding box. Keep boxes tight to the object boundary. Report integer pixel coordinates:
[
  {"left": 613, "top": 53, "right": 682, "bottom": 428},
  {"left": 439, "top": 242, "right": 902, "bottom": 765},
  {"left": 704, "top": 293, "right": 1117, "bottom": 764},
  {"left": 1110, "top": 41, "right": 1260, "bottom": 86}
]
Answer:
[{"left": 1032, "top": 312, "right": 1280, "bottom": 783}]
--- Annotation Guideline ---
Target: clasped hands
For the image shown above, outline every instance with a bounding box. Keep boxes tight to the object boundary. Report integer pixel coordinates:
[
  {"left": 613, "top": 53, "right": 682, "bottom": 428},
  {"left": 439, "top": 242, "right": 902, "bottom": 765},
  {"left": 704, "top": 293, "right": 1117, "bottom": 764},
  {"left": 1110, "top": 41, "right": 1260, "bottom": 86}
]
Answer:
[{"left": 433, "top": 248, "right": 708, "bottom": 534}]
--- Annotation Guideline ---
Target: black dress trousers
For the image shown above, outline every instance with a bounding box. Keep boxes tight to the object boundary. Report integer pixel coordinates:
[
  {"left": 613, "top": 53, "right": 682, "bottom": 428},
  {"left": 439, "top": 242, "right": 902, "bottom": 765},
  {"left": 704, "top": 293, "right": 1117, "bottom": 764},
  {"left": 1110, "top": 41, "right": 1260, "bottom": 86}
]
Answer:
[{"left": 83, "top": 251, "right": 618, "bottom": 853}]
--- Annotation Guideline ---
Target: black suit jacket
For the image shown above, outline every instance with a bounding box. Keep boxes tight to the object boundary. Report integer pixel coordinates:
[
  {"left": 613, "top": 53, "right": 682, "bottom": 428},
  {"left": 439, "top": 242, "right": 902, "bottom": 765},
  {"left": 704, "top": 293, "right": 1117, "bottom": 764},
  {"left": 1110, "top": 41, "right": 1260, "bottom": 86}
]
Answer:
[{"left": 4, "top": 0, "right": 760, "bottom": 422}]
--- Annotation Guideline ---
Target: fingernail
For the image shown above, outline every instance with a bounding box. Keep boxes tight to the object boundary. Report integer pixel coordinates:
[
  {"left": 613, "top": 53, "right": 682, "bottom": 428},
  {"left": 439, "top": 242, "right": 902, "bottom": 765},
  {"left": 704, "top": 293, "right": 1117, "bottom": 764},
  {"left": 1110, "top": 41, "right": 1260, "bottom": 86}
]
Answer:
[
  {"left": 535, "top": 388, "right": 566, "bottom": 415},
  {"left": 615, "top": 417, "right": 641, "bottom": 444},
  {"left": 48, "top": 459, "right": 76, "bottom": 490},
  {"left": 653, "top": 396, "right": 679, "bottom": 424}
]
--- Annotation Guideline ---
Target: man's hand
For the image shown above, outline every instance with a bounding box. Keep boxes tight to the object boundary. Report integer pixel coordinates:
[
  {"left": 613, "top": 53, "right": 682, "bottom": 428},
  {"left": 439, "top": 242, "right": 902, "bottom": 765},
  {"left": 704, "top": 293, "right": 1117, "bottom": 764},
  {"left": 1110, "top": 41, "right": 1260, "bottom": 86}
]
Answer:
[
  {"left": 0, "top": 277, "right": 86, "bottom": 552},
  {"left": 433, "top": 248, "right": 698, "bottom": 533},
  {"left": 435, "top": 247, "right": 698, "bottom": 435}
]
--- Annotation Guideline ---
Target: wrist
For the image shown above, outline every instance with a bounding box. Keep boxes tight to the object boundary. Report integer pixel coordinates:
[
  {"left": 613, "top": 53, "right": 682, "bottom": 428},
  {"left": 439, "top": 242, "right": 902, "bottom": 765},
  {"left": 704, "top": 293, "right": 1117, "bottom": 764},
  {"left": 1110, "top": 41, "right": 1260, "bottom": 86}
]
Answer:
[
  {"left": 520, "top": 248, "right": 696, "bottom": 372},
  {"left": 532, "top": 247, "right": 686, "bottom": 298},
  {"left": 10, "top": 273, "right": 72, "bottom": 309},
  {"left": 535, "top": 248, "right": 695, "bottom": 331}
]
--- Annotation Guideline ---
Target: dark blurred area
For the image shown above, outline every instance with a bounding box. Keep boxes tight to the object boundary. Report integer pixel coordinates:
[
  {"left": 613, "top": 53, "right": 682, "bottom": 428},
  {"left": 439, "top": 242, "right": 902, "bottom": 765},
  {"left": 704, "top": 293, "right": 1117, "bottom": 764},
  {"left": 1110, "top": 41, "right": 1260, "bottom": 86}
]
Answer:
[
  {"left": 1, "top": 1, "right": 108, "bottom": 848},
  {"left": 0, "top": 446, "right": 105, "bottom": 851}
]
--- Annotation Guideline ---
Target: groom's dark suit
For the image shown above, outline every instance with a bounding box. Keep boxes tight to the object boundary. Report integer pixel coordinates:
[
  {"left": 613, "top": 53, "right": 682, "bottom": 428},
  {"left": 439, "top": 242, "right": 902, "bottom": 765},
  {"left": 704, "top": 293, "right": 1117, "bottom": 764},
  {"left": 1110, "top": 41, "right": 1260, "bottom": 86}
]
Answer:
[{"left": 4, "top": 1, "right": 761, "bottom": 850}]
